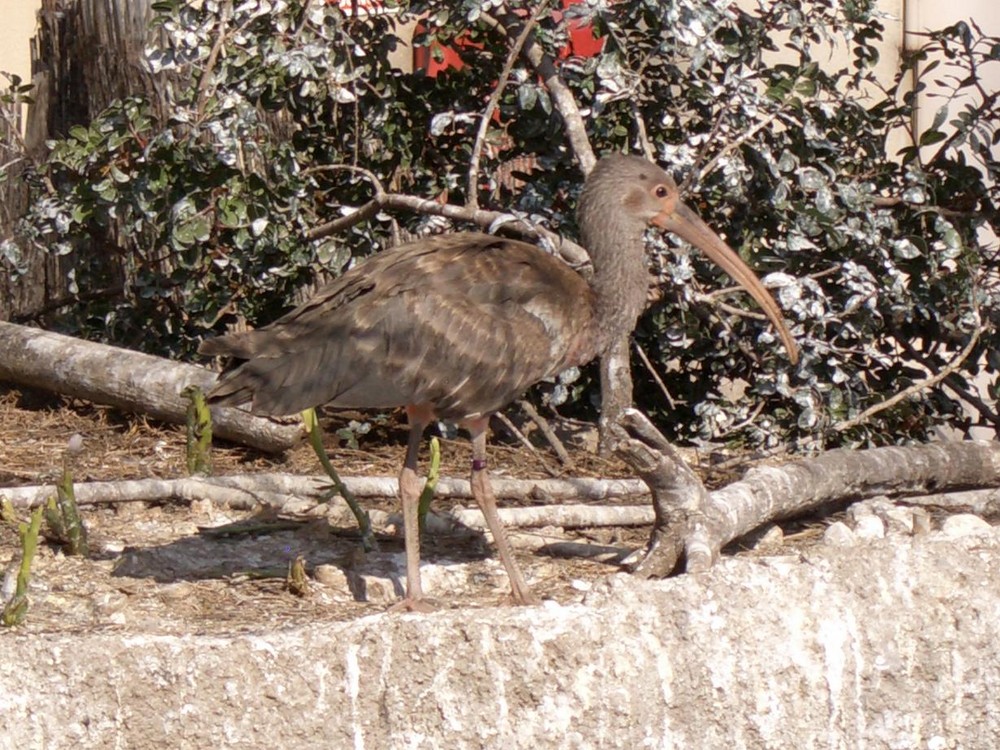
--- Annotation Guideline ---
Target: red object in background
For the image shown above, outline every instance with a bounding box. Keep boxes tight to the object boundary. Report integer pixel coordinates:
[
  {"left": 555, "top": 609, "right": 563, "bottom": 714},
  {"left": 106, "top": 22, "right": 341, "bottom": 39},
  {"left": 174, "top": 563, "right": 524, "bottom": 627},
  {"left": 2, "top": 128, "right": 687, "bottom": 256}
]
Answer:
[{"left": 413, "top": 0, "right": 605, "bottom": 76}]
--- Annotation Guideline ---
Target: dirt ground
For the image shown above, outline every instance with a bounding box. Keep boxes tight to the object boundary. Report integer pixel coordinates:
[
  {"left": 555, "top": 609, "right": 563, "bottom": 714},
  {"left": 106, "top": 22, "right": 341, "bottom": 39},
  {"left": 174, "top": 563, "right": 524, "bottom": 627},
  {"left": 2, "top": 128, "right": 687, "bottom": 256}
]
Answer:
[{"left": 2, "top": 385, "right": 739, "bottom": 635}]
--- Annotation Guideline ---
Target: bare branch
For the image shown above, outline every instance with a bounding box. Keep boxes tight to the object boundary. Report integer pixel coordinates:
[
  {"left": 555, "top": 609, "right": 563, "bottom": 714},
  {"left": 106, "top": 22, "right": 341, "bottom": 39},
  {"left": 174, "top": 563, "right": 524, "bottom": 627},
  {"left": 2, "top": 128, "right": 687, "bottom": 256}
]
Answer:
[
  {"left": 693, "top": 111, "right": 779, "bottom": 188},
  {"left": 517, "top": 398, "right": 573, "bottom": 467},
  {"left": 467, "top": 0, "right": 551, "bottom": 210},
  {"left": 493, "top": 411, "right": 544, "bottom": 463},
  {"left": 195, "top": 3, "right": 233, "bottom": 116},
  {"left": 304, "top": 187, "right": 591, "bottom": 267},
  {"left": 832, "top": 323, "right": 984, "bottom": 433},
  {"left": 614, "top": 410, "right": 1000, "bottom": 577},
  {"left": 479, "top": 10, "right": 596, "bottom": 173},
  {"left": 0, "top": 473, "right": 650, "bottom": 510},
  {"left": 629, "top": 100, "right": 655, "bottom": 162},
  {"left": 306, "top": 199, "right": 381, "bottom": 238},
  {"left": 633, "top": 340, "right": 678, "bottom": 410}
]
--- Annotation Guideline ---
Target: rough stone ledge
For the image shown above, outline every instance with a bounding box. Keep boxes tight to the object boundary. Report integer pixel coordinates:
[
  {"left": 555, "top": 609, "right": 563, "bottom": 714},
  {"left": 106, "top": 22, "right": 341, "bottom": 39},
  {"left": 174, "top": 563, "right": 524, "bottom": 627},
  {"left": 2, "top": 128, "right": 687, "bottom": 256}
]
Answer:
[{"left": 2, "top": 530, "right": 999, "bottom": 750}]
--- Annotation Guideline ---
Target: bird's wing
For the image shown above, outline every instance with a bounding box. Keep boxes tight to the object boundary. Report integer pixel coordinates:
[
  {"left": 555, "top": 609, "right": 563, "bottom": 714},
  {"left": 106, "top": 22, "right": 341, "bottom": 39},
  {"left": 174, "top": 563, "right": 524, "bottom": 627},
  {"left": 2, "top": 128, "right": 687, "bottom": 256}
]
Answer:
[{"left": 200, "top": 233, "right": 595, "bottom": 418}]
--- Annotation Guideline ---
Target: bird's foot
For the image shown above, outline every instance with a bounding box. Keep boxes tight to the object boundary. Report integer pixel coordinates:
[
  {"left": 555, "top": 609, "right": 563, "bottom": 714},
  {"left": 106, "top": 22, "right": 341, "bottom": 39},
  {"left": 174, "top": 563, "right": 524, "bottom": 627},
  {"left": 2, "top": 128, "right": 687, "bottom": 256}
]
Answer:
[
  {"left": 388, "top": 596, "right": 438, "bottom": 614},
  {"left": 508, "top": 588, "right": 542, "bottom": 607}
]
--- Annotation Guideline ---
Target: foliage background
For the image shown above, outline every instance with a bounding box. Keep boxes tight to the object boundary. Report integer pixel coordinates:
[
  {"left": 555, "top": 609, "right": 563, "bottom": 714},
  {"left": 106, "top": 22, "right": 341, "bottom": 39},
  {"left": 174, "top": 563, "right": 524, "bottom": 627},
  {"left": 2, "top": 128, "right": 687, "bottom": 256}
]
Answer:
[{"left": 2, "top": 0, "right": 999, "bottom": 450}]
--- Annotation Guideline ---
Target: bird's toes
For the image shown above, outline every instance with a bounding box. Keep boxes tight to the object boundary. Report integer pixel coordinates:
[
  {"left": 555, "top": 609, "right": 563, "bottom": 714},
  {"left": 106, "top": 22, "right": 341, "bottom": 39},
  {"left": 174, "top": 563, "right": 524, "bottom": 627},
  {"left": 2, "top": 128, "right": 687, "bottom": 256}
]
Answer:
[
  {"left": 507, "top": 590, "right": 543, "bottom": 607},
  {"left": 388, "top": 596, "right": 439, "bottom": 614}
]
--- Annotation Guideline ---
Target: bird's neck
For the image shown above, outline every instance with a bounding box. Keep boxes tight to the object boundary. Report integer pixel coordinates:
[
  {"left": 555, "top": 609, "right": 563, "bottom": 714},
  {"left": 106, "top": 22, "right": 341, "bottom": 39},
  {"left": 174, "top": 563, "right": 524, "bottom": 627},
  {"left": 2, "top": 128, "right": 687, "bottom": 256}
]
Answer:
[{"left": 585, "top": 222, "right": 649, "bottom": 356}]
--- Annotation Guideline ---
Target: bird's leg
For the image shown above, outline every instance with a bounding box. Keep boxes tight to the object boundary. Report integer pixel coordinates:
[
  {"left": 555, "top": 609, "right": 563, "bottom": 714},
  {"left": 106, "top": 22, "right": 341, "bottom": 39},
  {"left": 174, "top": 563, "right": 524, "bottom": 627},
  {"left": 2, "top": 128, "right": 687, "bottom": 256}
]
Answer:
[
  {"left": 391, "top": 409, "right": 434, "bottom": 613},
  {"left": 466, "top": 417, "right": 541, "bottom": 606}
]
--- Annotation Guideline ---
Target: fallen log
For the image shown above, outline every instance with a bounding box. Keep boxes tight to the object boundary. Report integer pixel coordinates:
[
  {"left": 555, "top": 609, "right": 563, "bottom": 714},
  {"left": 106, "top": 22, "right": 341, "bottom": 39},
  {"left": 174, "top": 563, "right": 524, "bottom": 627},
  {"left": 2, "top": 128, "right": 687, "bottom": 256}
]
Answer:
[
  {"left": 0, "top": 473, "right": 651, "bottom": 523},
  {"left": 0, "top": 321, "right": 302, "bottom": 453},
  {"left": 613, "top": 408, "right": 1000, "bottom": 577}
]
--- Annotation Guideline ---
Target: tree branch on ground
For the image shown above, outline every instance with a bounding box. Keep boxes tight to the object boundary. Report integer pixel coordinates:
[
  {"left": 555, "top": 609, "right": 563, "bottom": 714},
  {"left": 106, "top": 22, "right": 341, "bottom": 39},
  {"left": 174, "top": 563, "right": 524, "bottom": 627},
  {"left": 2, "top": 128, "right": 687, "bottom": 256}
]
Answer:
[
  {"left": 0, "top": 473, "right": 650, "bottom": 511},
  {"left": 0, "top": 321, "right": 302, "bottom": 453},
  {"left": 612, "top": 409, "right": 1000, "bottom": 578}
]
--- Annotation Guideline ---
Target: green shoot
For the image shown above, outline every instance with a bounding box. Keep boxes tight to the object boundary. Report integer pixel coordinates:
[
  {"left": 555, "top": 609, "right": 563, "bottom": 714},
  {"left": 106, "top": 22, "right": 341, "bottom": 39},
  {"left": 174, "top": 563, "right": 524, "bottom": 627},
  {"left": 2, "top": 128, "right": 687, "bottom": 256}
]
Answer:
[
  {"left": 2, "top": 505, "right": 44, "bottom": 627},
  {"left": 286, "top": 555, "right": 310, "bottom": 597},
  {"left": 182, "top": 384, "right": 213, "bottom": 476},
  {"left": 417, "top": 437, "right": 441, "bottom": 536},
  {"left": 43, "top": 445, "right": 89, "bottom": 557},
  {"left": 302, "top": 408, "right": 376, "bottom": 552}
]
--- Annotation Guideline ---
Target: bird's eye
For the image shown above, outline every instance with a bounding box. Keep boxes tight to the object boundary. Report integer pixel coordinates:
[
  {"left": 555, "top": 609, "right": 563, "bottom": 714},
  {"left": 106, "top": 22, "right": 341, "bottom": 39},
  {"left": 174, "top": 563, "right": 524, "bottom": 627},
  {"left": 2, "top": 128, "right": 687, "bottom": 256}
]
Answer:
[{"left": 654, "top": 185, "right": 669, "bottom": 198}]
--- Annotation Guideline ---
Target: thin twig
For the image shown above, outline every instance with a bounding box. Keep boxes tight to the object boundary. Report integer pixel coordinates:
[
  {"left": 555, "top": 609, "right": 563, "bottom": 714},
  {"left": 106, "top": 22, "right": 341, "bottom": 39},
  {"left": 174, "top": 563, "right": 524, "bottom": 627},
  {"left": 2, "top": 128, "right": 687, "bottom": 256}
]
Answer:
[
  {"left": 692, "top": 293, "right": 769, "bottom": 321},
  {"left": 518, "top": 399, "right": 573, "bottom": 467},
  {"left": 897, "top": 336, "right": 1000, "bottom": 434},
  {"left": 494, "top": 412, "right": 542, "bottom": 460},
  {"left": 479, "top": 10, "right": 596, "bottom": 173},
  {"left": 302, "top": 163, "right": 387, "bottom": 192},
  {"left": 694, "top": 111, "right": 780, "bottom": 187},
  {"left": 467, "top": 0, "right": 550, "bottom": 210},
  {"left": 629, "top": 100, "right": 655, "bottom": 162},
  {"left": 679, "top": 109, "right": 728, "bottom": 194},
  {"left": 633, "top": 341, "right": 677, "bottom": 409},
  {"left": 195, "top": 3, "right": 233, "bottom": 117},
  {"left": 870, "top": 194, "right": 978, "bottom": 219},
  {"left": 832, "top": 322, "right": 984, "bottom": 433}
]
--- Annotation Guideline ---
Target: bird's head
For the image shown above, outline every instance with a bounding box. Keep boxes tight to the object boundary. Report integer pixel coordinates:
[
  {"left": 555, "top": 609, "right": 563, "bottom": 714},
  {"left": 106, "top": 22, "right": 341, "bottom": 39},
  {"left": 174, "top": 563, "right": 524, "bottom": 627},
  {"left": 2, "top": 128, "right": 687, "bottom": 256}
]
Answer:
[{"left": 579, "top": 154, "right": 799, "bottom": 365}]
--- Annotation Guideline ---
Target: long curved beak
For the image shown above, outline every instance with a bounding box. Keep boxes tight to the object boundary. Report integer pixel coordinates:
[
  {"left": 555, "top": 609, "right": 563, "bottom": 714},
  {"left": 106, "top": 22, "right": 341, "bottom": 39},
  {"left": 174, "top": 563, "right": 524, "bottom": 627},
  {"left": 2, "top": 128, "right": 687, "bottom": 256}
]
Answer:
[{"left": 654, "top": 202, "right": 799, "bottom": 365}]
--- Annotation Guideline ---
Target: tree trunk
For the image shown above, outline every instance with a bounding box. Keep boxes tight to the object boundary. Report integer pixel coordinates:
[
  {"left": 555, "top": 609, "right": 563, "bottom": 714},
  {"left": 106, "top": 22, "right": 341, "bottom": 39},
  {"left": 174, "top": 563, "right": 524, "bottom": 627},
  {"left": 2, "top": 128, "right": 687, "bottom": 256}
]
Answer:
[{"left": 0, "top": 321, "right": 301, "bottom": 453}]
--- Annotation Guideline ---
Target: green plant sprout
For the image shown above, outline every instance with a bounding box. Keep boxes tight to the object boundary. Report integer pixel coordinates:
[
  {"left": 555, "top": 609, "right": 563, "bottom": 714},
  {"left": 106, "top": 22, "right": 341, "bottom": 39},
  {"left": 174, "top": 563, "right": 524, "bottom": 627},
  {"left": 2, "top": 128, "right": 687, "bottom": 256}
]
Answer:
[
  {"left": 43, "top": 439, "right": 89, "bottom": 556},
  {"left": 302, "top": 408, "right": 376, "bottom": 552},
  {"left": 2, "top": 505, "right": 43, "bottom": 627},
  {"left": 182, "top": 384, "right": 213, "bottom": 476},
  {"left": 417, "top": 437, "right": 440, "bottom": 537}
]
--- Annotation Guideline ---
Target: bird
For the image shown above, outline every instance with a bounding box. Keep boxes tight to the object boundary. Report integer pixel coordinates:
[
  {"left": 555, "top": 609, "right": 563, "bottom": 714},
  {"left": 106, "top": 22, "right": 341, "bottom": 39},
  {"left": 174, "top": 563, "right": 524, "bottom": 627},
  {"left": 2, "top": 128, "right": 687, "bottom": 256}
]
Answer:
[{"left": 198, "top": 154, "right": 799, "bottom": 610}]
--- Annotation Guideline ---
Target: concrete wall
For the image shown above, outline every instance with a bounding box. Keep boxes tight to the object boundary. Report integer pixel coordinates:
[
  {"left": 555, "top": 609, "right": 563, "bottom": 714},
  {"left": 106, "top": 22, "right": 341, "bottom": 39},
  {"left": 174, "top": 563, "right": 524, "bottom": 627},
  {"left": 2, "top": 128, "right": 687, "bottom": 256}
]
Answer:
[{"left": 0, "top": 0, "right": 40, "bottom": 86}]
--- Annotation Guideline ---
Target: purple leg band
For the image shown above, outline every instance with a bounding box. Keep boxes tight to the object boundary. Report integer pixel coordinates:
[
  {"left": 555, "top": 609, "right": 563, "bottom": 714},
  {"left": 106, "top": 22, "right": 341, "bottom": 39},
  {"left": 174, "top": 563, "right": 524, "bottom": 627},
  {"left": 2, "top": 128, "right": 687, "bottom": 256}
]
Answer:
[{"left": 472, "top": 458, "right": 488, "bottom": 471}]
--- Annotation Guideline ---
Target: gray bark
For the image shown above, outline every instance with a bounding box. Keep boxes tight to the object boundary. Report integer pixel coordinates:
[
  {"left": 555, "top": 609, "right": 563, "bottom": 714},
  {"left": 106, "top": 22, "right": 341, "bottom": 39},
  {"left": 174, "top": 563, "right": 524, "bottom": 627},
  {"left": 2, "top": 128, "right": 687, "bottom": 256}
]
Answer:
[
  {"left": 0, "top": 473, "right": 649, "bottom": 510},
  {"left": 614, "top": 408, "right": 1000, "bottom": 577},
  {"left": 0, "top": 321, "right": 302, "bottom": 453}
]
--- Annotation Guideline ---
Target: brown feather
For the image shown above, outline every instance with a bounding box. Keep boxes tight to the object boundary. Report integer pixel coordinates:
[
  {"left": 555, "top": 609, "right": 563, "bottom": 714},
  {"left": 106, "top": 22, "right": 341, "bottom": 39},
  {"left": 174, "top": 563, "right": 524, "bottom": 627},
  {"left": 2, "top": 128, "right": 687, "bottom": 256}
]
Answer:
[{"left": 199, "top": 233, "right": 596, "bottom": 419}]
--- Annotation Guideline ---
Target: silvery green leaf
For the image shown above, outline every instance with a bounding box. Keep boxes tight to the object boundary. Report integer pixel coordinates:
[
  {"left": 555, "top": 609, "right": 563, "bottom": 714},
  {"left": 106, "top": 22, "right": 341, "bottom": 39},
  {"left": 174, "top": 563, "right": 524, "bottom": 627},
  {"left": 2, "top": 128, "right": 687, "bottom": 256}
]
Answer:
[
  {"left": 549, "top": 383, "right": 569, "bottom": 406},
  {"left": 777, "top": 282, "right": 803, "bottom": 308},
  {"left": 892, "top": 238, "right": 921, "bottom": 259},
  {"left": 901, "top": 186, "right": 926, "bottom": 204},
  {"left": 559, "top": 367, "right": 581, "bottom": 385},
  {"left": 251, "top": 217, "right": 269, "bottom": 236},
  {"left": 777, "top": 150, "right": 798, "bottom": 172},
  {"left": 333, "top": 86, "right": 356, "bottom": 103},
  {"left": 797, "top": 167, "right": 826, "bottom": 190},
  {"left": 935, "top": 217, "right": 962, "bottom": 250},
  {"left": 797, "top": 408, "right": 818, "bottom": 429},
  {"left": 663, "top": 326, "right": 693, "bottom": 348},
  {"left": 815, "top": 186, "right": 835, "bottom": 214},
  {"left": 787, "top": 233, "right": 818, "bottom": 252},
  {"left": 518, "top": 84, "right": 537, "bottom": 110},
  {"left": 762, "top": 272, "right": 797, "bottom": 288}
]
